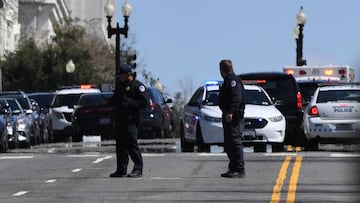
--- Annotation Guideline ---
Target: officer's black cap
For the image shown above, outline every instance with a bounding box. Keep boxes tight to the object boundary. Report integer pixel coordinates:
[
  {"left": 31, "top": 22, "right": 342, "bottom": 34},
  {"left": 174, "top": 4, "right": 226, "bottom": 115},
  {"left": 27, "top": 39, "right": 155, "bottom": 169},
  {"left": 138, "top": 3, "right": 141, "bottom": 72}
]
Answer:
[{"left": 116, "top": 64, "right": 133, "bottom": 77}]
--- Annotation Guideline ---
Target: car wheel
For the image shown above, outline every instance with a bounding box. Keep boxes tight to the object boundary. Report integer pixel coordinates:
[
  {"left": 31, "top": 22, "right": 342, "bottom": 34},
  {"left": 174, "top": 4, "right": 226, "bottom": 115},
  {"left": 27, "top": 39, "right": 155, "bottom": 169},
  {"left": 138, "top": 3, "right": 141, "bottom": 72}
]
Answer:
[
  {"left": 48, "top": 127, "right": 54, "bottom": 143},
  {"left": 304, "top": 139, "right": 319, "bottom": 151},
  {"left": 0, "top": 134, "right": 8, "bottom": 153},
  {"left": 254, "top": 143, "right": 267, "bottom": 152},
  {"left": 180, "top": 123, "right": 194, "bottom": 152},
  {"left": 72, "top": 132, "right": 82, "bottom": 142},
  {"left": 65, "top": 136, "right": 72, "bottom": 143},
  {"left": 272, "top": 143, "right": 284, "bottom": 152},
  {"left": 42, "top": 127, "right": 49, "bottom": 143},
  {"left": 196, "top": 123, "right": 210, "bottom": 153},
  {"left": 156, "top": 128, "right": 164, "bottom": 139},
  {"left": 163, "top": 127, "right": 171, "bottom": 138}
]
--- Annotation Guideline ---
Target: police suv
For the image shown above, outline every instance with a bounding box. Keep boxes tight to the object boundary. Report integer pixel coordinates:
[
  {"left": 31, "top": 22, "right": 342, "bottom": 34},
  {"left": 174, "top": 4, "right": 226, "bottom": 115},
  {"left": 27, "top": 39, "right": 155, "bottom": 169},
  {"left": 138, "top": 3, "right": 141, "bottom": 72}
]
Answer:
[
  {"left": 303, "top": 84, "right": 360, "bottom": 150},
  {"left": 49, "top": 85, "right": 100, "bottom": 142},
  {"left": 180, "top": 81, "right": 286, "bottom": 152}
]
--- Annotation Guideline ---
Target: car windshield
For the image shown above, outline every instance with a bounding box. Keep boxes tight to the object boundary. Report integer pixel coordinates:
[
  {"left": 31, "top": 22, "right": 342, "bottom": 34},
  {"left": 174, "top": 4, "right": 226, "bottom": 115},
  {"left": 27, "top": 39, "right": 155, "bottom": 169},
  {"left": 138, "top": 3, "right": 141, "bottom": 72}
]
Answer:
[
  {"left": 244, "top": 89, "right": 272, "bottom": 106},
  {"left": 52, "top": 94, "right": 82, "bottom": 107},
  {"left": 317, "top": 90, "right": 360, "bottom": 103},
  {"left": 0, "top": 94, "right": 31, "bottom": 110},
  {"left": 29, "top": 94, "right": 54, "bottom": 108},
  {"left": 204, "top": 91, "right": 219, "bottom": 106},
  {"left": 203, "top": 89, "right": 272, "bottom": 106},
  {"left": 257, "top": 79, "right": 296, "bottom": 103},
  {"left": 6, "top": 99, "right": 22, "bottom": 112},
  {"left": 149, "top": 88, "right": 164, "bottom": 104},
  {"left": 79, "top": 93, "right": 113, "bottom": 107}
]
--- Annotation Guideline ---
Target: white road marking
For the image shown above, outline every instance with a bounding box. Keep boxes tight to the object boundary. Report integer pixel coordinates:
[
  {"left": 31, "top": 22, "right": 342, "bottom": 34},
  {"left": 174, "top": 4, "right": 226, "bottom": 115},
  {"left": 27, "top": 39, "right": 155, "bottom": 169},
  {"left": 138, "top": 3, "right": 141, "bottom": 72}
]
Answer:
[
  {"left": 142, "top": 154, "right": 166, "bottom": 157},
  {"left": 265, "top": 153, "right": 298, "bottom": 156},
  {"left": 72, "top": 168, "right": 82, "bottom": 173},
  {"left": 13, "top": 191, "right": 28, "bottom": 196},
  {"left": 47, "top": 148, "right": 56, "bottom": 153},
  {"left": 199, "top": 153, "right": 226, "bottom": 156},
  {"left": 151, "top": 177, "right": 181, "bottom": 180},
  {"left": 92, "top": 155, "right": 112, "bottom": 164},
  {"left": 330, "top": 153, "right": 360, "bottom": 158},
  {"left": 45, "top": 179, "right": 56, "bottom": 183},
  {"left": 0, "top": 156, "right": 34, "bottom": 159},
  {"left": 67, "top": 154, "right": 100, "bottom": 158}
]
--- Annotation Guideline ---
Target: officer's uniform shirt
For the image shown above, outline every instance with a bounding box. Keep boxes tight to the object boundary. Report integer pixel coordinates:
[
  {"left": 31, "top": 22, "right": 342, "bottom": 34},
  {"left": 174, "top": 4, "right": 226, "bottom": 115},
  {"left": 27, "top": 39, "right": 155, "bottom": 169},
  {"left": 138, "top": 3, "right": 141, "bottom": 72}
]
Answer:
[
  {"left": 219, "top": 73, "right": 245, "bottom": 116},
  {"left": 113, "top": 79, "right": 150, "bottom": 124}
]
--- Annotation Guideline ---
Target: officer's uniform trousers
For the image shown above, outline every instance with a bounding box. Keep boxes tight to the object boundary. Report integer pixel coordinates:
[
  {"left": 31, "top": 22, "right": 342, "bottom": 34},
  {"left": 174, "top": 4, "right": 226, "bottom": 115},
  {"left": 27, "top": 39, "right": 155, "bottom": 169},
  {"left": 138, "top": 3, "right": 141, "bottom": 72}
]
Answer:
[
  {"left": 222, "top": 114, "right": 245, "bottom": 172},
  {"left": 115, "top": 119, "right": 143, "bottom": 173}
]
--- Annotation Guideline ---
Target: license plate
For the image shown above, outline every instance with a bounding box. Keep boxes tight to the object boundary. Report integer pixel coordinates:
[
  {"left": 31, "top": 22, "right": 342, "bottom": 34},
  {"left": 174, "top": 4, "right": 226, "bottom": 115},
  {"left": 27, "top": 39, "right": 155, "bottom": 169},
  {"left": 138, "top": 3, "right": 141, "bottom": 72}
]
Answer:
[
  {"left": 99, "top": 117, "right": 111, "bottom": 124},
  {"left": 243, "top": 130, "right": 256, "bottom": 138},
  {"left": 335, "top": 124, "right": 352, "bottom": 131}
]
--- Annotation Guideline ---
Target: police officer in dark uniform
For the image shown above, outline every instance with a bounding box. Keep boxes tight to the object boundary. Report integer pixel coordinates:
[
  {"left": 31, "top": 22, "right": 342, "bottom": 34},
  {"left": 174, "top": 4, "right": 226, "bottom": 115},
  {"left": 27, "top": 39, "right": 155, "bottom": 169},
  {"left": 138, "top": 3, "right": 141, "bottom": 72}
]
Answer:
[
  {"left": 218, "top": 59, "right": 246, "bottom": 178},
  {"left": 110, "top": 65, "right": 150, "bottom": 178}
]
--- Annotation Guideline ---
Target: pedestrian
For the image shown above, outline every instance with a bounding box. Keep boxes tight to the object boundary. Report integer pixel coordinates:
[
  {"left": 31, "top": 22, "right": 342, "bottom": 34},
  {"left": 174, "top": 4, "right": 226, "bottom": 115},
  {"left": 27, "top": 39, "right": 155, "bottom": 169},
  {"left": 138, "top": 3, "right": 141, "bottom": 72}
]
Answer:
[
  {"left": 110, "top": 65, "right": 150, "bottom": 178},
  {"left": 218, "top": 59, "right": 246, "bottom": 178}
]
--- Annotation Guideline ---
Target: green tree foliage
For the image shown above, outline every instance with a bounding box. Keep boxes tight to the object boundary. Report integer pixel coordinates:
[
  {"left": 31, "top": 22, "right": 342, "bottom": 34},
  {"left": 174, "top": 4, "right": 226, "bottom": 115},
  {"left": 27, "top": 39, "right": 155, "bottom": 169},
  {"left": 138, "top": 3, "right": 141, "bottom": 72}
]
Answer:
[
  {"left": 1, "top": 39, "right": 44, "bottom": 91},
  {"left": 0, "top": 18, "right": 114, "bottom": 92}
]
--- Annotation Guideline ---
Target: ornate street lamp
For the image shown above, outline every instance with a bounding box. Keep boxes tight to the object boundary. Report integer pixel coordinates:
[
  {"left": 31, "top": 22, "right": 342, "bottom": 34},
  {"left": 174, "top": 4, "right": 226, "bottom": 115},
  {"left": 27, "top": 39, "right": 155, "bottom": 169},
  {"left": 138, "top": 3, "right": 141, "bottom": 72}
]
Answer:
[
  {"left": 66, "top": 59, "right": 75, "bottom": 85},
  {"left": 104, "top": 0, "right": 132, "bottom": 78},
  {"left": 293, "top": 6, "right": 307, "bottom": 66}
]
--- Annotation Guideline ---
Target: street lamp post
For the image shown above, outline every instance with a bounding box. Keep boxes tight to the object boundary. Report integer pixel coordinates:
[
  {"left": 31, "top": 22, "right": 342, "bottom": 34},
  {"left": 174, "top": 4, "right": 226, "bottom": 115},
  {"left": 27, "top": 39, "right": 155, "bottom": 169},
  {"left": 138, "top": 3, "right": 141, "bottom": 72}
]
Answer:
[
  {"left": 66, "top": 59, "right": 75, "bottom": 85},
  {"left": 293, "top": 6, "right": 307, "bottom": 66},
  {"left": 104, "top": 0, "right": 132, "bottom": 79}
]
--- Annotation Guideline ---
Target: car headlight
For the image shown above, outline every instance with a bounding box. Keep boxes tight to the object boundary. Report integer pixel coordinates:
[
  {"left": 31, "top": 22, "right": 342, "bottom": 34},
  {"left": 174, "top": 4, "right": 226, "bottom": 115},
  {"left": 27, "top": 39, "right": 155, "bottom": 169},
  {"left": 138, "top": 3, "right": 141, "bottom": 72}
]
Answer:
[
  {"left": 203, "top": 115, "right": 222, "bottom": 123},
  {"left": 7, "top": 124, "right": 13, "bottom": 135},
  {"left": 53, "top": 110, "right": 64, "bottom": 119},
  {"left": 17, "top": 119, "right": 26, "bottom": 131},
  {"left": 268, "top": 115, "right": 283, "bottom": 122}
]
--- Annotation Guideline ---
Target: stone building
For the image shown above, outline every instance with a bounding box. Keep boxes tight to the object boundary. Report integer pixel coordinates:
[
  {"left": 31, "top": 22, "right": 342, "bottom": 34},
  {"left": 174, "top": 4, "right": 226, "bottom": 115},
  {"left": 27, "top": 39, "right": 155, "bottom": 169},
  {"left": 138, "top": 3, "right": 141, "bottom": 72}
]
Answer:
[
  {"left": 0, "top": 0, "right": 20, "bottom": 59},
  {"left": 1, "top": 0, "right": 115, "bottom": 58}
]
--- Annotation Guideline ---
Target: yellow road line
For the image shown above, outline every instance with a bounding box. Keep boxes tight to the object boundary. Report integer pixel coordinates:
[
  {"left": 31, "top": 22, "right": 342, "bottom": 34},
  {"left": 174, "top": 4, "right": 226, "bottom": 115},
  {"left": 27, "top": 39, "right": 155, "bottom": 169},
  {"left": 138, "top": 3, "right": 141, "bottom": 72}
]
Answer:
[
  {"left": 286, "top": 156, "right": 303, "bottom": 203},
  {"left": 270, "top": 156, "right": 292, "bottom": 203}
]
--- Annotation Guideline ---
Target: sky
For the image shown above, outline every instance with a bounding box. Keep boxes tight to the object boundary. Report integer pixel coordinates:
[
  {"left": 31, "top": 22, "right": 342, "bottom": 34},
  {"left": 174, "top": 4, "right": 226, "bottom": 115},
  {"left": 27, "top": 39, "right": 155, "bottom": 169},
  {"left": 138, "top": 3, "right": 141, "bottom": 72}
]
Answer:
[{"left": 116, "top": 0, "right": 360, "bottom": 99}]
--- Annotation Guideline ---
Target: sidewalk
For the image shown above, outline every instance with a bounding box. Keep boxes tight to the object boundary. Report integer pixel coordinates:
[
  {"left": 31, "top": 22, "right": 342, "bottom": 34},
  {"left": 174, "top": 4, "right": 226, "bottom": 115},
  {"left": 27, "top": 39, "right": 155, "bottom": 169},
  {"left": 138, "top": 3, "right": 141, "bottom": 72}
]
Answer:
[{"left": 9, "top": 138, "right": 179, "bottom": 154}]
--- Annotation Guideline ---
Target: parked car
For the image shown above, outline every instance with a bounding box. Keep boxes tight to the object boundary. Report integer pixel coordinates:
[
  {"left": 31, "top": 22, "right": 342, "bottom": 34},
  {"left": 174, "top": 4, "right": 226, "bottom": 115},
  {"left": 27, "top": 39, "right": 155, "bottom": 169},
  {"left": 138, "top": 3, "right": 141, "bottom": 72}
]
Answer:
[
  {"left": 49, "top": 85, "right": 101, "bottom": 142},
  {"left": 303, "top": 84, "right": 360, "bottom": 150},
  {"left": 0, "top": 91, "right": 41, "bottom": 145},
  {"left": 138, "top": 87, "right": 173, "bottom": 139},
  {"left": 72, "top": 92, "right": 115, "bottom": 142},
  {"left": 0, "top": 99, "right": 19, "bottom": 149},
  {"left": 239, "top": 72, "right": 304, "bottom": 146},
  {"left": 28, "top": 92, "right": 54, "bottom": 143},
  {"left": 180, "top": 81, "right": 286, "bottom": 152},
  {"left": 0, "top": 115, "right": 8, "bottom": 153},
  {"left": 2, "top": 98, "right": 31, "bottom": 148}
]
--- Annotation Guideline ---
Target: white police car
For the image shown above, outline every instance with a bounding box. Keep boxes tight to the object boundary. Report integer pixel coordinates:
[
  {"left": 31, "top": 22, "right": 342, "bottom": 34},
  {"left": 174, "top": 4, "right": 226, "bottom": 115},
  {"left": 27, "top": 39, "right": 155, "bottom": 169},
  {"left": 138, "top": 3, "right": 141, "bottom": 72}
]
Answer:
[
  {"left": 303, "top": 84, "right": 360, "bottom": 150},
  {"left": 49, "top": 85, "right": 100, "bottom": 142},
  {"left": 180, "top": 81, "right": 286, "bottom": 152}
]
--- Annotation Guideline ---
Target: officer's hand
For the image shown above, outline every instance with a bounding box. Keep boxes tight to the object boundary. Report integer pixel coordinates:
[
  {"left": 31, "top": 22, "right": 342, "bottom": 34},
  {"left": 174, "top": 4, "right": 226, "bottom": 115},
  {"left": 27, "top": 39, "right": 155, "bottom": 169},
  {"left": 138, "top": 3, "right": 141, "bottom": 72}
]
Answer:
[{"left": 225, "top": 113, "right": 233, "bottom": 122}]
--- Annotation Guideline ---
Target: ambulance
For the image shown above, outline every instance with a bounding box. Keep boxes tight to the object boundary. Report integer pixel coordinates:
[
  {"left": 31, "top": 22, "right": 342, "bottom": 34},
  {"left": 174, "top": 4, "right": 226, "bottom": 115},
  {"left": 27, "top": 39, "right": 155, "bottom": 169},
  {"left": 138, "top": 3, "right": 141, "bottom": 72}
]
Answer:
[
  {"left": 283, "top": 65, "right": 355, "bottom": 82},
  {"left": 283, "top": 65, "right": 356, "bottom": 105}
]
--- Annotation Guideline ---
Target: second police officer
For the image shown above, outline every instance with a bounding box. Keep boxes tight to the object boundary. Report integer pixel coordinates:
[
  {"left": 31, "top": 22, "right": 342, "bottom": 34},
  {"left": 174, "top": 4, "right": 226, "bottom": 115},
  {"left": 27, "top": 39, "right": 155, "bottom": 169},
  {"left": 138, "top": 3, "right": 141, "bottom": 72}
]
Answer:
[
  {"left": 110, "top": 65, "right": 150, "bottom": 178},
  {"left": 218, "top": 59, "right": 246, "bottom": 178}
]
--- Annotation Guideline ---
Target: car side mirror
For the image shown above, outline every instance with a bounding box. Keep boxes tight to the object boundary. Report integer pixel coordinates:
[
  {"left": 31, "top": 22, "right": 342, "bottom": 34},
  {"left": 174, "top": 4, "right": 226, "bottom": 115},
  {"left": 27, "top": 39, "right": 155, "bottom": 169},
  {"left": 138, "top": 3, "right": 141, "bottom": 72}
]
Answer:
[
  {"left": 274, "top": 99, "right": 284, "bottom": 106},
  {"left": 0, "top": 108, "right": 8, "bottom": 114},
  {"left": 166, "top": 98, "right": 173, "bottom": 103},
  {"left": 25, "top": 109, "right": 33, "bottom": 115}
]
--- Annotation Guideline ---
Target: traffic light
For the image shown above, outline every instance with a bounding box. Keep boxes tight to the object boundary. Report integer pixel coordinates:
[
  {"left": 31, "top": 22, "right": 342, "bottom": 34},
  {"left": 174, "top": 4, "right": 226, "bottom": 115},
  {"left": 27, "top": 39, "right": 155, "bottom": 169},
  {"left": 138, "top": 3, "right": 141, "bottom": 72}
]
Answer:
[{"left": 127, "top": 54, "right": 136, "bottom": 69}]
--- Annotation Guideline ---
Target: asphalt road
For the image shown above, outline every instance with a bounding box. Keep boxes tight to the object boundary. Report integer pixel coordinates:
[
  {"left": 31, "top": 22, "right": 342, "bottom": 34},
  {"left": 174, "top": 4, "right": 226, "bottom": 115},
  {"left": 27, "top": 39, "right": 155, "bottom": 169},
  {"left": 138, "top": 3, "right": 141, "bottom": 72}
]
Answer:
[{"left": 1, "top": 139, "right": 360, "bottom": 202}]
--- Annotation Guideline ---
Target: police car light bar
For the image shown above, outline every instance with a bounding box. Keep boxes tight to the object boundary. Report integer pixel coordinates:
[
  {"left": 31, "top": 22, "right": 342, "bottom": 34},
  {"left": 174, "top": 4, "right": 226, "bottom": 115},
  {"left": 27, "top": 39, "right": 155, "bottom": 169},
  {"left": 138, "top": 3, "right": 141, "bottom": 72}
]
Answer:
[{"left": 205, "top": 80, "right": 221, "bottom": 85}]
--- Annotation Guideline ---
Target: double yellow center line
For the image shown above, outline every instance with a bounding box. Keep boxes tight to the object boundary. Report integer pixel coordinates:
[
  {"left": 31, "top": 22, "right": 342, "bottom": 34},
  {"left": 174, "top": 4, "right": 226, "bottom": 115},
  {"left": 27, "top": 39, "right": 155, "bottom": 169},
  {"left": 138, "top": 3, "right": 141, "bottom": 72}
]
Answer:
[{"left": 270, "top": 155, "right": 303, "bottom": 203}]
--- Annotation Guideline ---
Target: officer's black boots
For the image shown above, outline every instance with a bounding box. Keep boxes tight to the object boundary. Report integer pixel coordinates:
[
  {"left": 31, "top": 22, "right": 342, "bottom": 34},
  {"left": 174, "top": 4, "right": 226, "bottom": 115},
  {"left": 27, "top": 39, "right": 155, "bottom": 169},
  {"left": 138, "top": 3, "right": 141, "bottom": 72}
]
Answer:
[
  {"left": 127, "top": 170, "right": 142, "bottom": 178},
  {"left": 221, "top": 170, "right": 245, "bottom": 178},
  {"left": 109, "top": 171, "right": 127, "bottom": 178}
]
